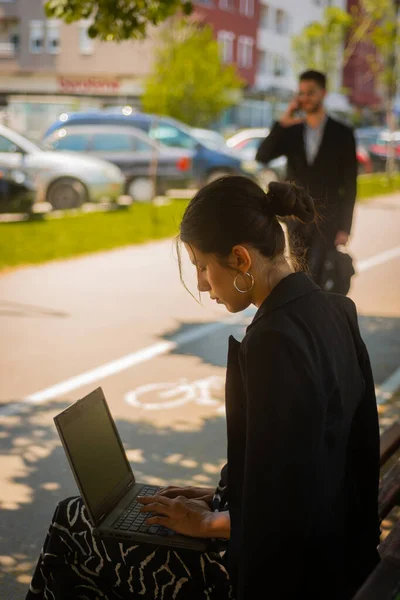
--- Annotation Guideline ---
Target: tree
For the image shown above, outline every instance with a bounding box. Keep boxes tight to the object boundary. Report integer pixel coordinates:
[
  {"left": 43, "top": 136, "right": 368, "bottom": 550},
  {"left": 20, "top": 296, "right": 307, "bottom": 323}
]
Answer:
[
  {"left": 141, "top": 20, "right": 243, "bottom": 127},
  {"left": 291, "top": 7, "right": 353, "bottom": 91},
  {"left": 45, "top": 0, "right": 193, "bottom": 41}
]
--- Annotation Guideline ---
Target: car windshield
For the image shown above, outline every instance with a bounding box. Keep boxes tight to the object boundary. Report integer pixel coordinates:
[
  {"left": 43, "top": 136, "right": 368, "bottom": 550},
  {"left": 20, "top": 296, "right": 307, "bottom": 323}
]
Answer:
[{"left": 27, "top": 136, "right": 52, "bottom": 151}]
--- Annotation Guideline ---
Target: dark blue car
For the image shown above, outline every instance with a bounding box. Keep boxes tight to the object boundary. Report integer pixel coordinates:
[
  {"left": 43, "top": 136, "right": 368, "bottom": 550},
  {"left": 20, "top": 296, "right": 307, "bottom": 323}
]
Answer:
[{"left": 43, "top": 112, "right": 257, "bottom": 188}]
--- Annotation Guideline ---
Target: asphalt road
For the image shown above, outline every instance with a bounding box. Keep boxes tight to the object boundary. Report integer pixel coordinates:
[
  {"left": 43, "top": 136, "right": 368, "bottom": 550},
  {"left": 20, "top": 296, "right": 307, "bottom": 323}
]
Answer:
[{"left": 0, "top": 193, "right": 399, "bottom": 599}]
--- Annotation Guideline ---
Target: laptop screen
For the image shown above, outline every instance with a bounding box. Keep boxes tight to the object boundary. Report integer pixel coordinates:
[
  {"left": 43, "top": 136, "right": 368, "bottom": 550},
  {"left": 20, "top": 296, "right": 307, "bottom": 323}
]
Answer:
[{"left": 55, "top": 388, "right": 133, "bottom": 521}]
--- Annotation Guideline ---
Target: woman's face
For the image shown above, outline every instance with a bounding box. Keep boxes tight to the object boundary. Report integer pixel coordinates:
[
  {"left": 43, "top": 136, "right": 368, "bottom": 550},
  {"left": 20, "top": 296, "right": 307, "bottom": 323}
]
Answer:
[{"left": 184, "top": 243, "right": 252, "bottom": 313}]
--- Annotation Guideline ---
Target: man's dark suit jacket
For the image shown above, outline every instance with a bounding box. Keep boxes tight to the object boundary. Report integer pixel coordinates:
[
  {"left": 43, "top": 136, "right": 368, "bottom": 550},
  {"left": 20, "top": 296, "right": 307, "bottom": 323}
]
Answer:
[
  {"left": 223, "top": 272, "right": 380, "bottom": 600},
  {"left": 255, "top": 118, "right": 358, "bottom": 243}
]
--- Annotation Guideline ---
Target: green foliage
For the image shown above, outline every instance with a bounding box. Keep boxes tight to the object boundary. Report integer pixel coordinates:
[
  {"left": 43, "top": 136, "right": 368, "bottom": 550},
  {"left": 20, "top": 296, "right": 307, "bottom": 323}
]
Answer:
[
  {"left": 45, "top": 0, "right": 193, "bottom": 41},
  {"left": 291, "top": 7, "right": 353, "bottom": 86},
  {"left": 357, "top": 173, "right": 400, "bottom": 199},
  {"left": 0, "top": 201, "right": 189, "bottom": 271},
  {"left": 142, "top": 20, "right": 243, "bottom": 127}
]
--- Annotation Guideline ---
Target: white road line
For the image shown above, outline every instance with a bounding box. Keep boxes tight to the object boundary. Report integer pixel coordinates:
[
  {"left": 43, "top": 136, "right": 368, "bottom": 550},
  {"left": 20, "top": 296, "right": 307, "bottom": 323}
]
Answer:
[
  {"left": 356, "top": 245, "right": 400, "bottom": 273},
  {"left": 0, "top": 311, "right": 250, "bottom": 417},
  {"left": 1, "top": 245, "right": 400, "bottom": 418}
]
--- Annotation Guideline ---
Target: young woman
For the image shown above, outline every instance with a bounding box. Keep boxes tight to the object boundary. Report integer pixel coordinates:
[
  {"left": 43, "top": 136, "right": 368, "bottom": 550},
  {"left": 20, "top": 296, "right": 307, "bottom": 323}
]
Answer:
[{"left": 26, "top": 177, "right": 380, "bottom": 600}]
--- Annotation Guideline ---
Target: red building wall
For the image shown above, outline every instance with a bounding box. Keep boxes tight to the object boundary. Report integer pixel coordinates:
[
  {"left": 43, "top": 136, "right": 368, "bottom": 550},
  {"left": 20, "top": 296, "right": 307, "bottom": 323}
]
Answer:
[
  {"left": 343, "top": 0, "right": 382, "bottom": 107},
  {"left": 194, "top": 0, "right": 260, "bottom": 86}
]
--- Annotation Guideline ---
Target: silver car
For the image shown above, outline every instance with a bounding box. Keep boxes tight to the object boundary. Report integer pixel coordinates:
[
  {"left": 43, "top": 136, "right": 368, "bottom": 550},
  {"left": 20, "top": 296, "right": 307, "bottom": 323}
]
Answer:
[
  {"left": 226, "top": 128, "right": 287, "bottom": 187},
  {"left": 0, "top": 124, "right": 125, "bottom": 210}
]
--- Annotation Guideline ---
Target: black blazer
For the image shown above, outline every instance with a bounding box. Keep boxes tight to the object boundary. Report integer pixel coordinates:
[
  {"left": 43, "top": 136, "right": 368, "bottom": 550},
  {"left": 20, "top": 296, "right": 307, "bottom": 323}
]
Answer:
[
  {"left": 255, "top": 118, "right": 358, "bottom": 238},
  {"left": 223, "top": 272, "right": 380, "bottom": 600}
]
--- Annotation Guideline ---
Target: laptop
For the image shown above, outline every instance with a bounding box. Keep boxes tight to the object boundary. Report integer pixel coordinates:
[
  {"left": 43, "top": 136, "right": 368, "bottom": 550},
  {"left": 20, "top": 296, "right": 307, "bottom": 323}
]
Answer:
[{"left": 54, "top": 387, "right": 209, "bottom": 552}]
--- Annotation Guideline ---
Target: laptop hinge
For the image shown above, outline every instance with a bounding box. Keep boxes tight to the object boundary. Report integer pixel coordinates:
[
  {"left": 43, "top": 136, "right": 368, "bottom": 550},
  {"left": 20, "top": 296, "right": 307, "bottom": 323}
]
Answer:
[{"left": 128, "top": 480, "right": 133, "bottom": 487}]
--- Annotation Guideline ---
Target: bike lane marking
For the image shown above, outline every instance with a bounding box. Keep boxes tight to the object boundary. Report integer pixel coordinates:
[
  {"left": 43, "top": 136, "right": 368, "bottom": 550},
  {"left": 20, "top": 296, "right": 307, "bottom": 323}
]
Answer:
[
  {"left": 124, "top": 376, "right": 226, "bottom": 412},
  {"left": 356, "top": 245, "right": 400, "bottom": 274},
  {"left": 2, "top": 244, "right": 400, "bottom": 419},
  {"left": 0, "top": 311, "right": 251, "bottom": 417}
]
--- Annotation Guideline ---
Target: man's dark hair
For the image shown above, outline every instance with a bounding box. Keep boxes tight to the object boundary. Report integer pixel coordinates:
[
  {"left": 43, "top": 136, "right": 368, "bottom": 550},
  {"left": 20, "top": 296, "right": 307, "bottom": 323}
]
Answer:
[{"left": 299, "top": 70, "right": 327, "bottom": 89}]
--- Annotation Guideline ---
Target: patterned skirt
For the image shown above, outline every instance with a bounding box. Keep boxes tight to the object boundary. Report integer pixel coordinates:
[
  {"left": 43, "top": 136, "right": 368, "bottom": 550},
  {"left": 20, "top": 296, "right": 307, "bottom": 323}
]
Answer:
[{"left": 25, "top": 496, "right": 232, "bottom": 600}]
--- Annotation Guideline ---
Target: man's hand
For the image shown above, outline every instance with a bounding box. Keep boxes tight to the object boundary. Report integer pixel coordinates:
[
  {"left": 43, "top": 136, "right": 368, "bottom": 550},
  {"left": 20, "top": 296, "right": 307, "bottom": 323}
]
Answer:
[
  {"left": 279, "top": 98, "right": 304, "bottom": 128},
  {"left": 157, "top": 485, "right": 214, "bottom": 504},
  {"left": 335, "top": 231, "right": 349, "bottom": 247},
  {"left": 138, "top": 495, "right": 214, "bottom": 538}
]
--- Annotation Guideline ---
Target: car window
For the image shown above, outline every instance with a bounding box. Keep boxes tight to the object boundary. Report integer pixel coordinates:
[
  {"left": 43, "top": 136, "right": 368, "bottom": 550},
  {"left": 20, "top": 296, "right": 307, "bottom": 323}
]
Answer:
[
  {"left": 0, "top": 135, "right": 20, "bottom": 153},
  {"left": 240, "top": 138, "right": 262, "bottom": 151},
  {"left": 92, "top": 133, "right": 133, "bottom": 152},
  {"left": 133, "top": 137, "right": 154, "bottom": 152},
  {"left": 52, "top": 134, "right": 89, "bottom": 151},
  {"left": 150, "top": 124, "right": 196, "bottom": 150}
]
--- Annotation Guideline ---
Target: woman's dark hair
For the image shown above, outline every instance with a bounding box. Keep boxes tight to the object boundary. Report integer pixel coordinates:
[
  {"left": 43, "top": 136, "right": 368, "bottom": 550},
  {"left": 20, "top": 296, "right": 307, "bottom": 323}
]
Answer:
[{"left": 178, "top": 176, "right": 316, "bottom": 267}]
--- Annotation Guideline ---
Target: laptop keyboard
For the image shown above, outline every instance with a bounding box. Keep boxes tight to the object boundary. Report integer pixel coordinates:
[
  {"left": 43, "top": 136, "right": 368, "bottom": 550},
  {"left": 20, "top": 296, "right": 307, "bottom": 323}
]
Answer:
[{"left": 112, "top": 485, "right": 175, "bottom": 537}]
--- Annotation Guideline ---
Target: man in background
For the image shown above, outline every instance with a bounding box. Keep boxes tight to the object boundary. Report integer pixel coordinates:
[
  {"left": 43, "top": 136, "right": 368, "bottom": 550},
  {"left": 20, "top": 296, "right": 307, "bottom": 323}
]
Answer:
[{"left": 256, "top": 70, "right": 357, "bottom": 286}]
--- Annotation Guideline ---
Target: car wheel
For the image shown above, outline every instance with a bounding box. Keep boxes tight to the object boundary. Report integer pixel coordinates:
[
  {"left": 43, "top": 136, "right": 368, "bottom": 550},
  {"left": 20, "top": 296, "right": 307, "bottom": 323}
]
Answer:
[
  {"left": 206, "top": 170, "right": 232, "bottom": 184},
  {"left": 258, "top": 168, "right": 279, "bottom": 190},
  {"left": 128, "top": 177, "right": 155, "bottom": 203},
  {"left": 47, "top": 177, "right": 86, "bottom": 210}
]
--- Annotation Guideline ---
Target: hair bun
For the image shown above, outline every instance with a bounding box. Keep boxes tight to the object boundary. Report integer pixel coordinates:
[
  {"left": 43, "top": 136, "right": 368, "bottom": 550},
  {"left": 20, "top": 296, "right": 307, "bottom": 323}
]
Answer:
[{"left": 265, "top": 181, "right": 315, "bottom": 224}]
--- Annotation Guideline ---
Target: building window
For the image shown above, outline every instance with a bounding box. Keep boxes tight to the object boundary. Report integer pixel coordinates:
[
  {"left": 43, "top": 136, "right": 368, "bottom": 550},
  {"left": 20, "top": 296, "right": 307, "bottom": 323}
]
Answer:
[
  {"left": 218, "top": 31, "right": 235, "bottom": 63},
  {"left": 260, "top": 5, "right": 269, "bottom": 29},
  {"left": 275, "top": 9, "right": 289, "bottom": 35},
  {"left": 219, "top": 0, "right": 235, "bottom": 11},
  {"left": 238, "top": 36, "right": 254, "bottom": 69},
  {"left": 29, "top": 20, "right": 44, "bottom": 54},
  {"left": 46, "top": 20, "right": 61, "bottom": 54},
  {"left": 273, "top": 54, "right": 287, "bottom": 77},
  {"left": 79, "top": 20, "right": 94, "bottom": 55},
  {"left": 258, "top": 50, "right": 272, "bottom": 76},
  {"left": 239, "top": 0, "right": 254, "bottom": 18}
]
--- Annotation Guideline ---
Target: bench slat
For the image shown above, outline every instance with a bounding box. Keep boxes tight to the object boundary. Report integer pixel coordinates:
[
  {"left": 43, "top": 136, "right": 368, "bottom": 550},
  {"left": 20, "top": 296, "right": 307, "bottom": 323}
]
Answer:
[
  {"left": 352, "top": 521, "right": 400, "bottom": 599},
  {"left": 380, "top": 423, "right": 400, "bottom": 467},
  {"left": 379, "top": 459, "right": 400, "bottom": 520}
]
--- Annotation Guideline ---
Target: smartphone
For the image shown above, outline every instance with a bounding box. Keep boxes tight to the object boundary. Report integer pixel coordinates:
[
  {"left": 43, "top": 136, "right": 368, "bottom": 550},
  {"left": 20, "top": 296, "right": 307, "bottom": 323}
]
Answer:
[{"left": 291, "top": 95, "right": 304, "bottom": 119}]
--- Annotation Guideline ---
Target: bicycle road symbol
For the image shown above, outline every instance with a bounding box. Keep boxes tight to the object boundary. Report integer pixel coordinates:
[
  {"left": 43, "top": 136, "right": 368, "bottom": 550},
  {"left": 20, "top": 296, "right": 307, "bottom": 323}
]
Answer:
[{"left": 124, "top": 375, "right": 226, "bottom": 413}]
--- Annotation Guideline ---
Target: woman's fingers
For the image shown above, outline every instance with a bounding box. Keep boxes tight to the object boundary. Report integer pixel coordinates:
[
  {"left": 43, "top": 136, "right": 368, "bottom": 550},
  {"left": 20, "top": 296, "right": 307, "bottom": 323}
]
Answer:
[
  {"left": 138, "top": 495, "right": 171, "bottom": 506},
  {"left": 158, "top": 487, "right": 182, "bottom": 498},
  {"left": 146, "top": 515, "right": 170, "bottom": 526}
]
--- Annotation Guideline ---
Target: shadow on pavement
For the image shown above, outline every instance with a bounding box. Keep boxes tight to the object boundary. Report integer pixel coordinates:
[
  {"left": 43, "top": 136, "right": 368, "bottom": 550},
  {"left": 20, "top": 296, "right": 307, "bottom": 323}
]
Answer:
[
  {"left": 358, "top": 315, "right": 400, "bottom": 384},
  {"left": 161, "top": 314, "right": 400, "bottom": 384},
  {"left": 0, "top": 301, "right": 69, "bottom": 319},
  {"left": 0, "top": 400, "right": 226, "bottom": 600},
  {"left": 163, "top": 318, "right": 250, "bottom": 368}
]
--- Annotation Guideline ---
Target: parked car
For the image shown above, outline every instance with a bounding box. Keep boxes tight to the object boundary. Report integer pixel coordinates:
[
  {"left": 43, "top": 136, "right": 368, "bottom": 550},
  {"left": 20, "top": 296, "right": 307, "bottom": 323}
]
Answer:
[
  {"left": 356, "top": 144, "right": 373, "bottom": 174},
  {"left": 356, "top": 128, "right": 400, "bottom": 172},
  {"left": 226, "top": 128, "right": 287, "bottom": 185},
  {"left": 0, "top": 124, "right": 125, "bottom": 210},
  {"left": 43, "top": 112, "right": 257, "bottom": 187},
  {"left": 0, "top": 165, "right": 36, "bottom": 213},
  {"left": 228, "top": 126, "right": 373, "bottom": 178},
  {"left": 191, "top": 128, "right": 227, "bottom": 151},
  {"left": 44, "top": 124, "right": 195, "bottom": 202}
]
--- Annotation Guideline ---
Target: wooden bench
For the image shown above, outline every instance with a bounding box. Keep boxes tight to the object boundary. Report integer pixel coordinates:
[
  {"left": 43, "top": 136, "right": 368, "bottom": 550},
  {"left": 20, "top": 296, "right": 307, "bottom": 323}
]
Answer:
[
  {"left": 352, "top": 422, "right": 400, "bottom": 599},
  {"left": 380, "top": 422, "right": 400, "bottom": 468}
]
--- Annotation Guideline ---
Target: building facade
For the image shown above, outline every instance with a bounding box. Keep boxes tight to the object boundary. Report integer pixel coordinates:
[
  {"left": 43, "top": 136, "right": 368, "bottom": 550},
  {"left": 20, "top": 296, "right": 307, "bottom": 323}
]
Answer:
[
  {"left": 0, "top": 0, "right": 157, "bottom": 135},
  {"left": 194, "top": 0, "right": 260, "bottom": 87},
  {"left": 342, "top": 0, "right": 382, "bottom": 109},
  {"left": 255, "top": 0, "right": 347, "bottom": 97}
]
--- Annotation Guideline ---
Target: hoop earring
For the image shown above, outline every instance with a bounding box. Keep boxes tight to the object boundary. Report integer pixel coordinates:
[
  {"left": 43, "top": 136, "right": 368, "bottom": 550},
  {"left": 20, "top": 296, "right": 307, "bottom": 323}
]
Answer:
[{"left": 233, "top": 272, "right": 255, "bottom": 293}]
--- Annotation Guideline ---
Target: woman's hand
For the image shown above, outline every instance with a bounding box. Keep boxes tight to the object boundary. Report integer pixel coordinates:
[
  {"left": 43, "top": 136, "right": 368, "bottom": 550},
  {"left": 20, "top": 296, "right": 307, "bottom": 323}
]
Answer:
[
  {"left": 157, "top": 485, "right": 215, "bottom": 504},
  {"left": 138, "top": 495, "right": 214, "bottom": 538}
]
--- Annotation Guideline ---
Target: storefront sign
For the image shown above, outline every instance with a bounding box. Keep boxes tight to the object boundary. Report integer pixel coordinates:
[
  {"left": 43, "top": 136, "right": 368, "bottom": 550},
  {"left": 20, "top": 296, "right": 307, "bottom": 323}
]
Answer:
[{"left": 58, "top": 77, "right": 120, "bottom": 94}]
